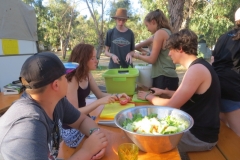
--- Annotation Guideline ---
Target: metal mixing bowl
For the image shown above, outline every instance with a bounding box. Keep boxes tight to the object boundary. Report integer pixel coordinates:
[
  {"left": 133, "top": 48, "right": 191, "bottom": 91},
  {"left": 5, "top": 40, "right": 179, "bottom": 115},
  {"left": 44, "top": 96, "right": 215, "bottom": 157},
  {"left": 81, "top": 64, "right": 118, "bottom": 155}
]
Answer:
[{"left": 114, "top": 106, "right": 194, "bottom": 153}]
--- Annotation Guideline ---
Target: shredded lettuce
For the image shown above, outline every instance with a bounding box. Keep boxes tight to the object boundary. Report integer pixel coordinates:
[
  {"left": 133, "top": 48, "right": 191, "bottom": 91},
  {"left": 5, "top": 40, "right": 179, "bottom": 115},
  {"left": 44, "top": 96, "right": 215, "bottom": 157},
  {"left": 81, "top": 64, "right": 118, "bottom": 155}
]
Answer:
[{"left": 122, "top": 113, "right": 189, "bottom": 135}]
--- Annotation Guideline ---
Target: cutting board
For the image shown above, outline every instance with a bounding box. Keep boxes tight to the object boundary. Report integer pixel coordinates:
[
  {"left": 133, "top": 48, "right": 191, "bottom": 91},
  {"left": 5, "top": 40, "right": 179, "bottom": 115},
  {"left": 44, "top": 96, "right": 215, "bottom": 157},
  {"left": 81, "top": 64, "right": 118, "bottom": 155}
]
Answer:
[
  {"left": 100, "top": 102, "right": 135, "bottom": 119},
  {"left": 132, "top": 94, "right": 148, "bottom": 103}
]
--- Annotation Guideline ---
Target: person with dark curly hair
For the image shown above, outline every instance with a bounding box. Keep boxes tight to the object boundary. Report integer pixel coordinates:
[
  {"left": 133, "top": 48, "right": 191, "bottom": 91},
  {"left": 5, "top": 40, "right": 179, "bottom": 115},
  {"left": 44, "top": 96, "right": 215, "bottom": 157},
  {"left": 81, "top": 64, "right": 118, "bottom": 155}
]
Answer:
[
  {"left": 211, "top": 7, "right": 240, "bottom": 136},
  {"left": 138, "top": 29, "right": 221, "bottom": 152}
]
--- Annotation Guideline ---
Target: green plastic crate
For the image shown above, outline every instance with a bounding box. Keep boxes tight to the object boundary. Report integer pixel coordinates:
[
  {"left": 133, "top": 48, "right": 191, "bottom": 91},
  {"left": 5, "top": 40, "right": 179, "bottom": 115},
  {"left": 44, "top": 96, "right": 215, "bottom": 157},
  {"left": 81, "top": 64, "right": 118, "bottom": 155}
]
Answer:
[{"left": 102, "top": 68, "right": 139, "bottom": 95}]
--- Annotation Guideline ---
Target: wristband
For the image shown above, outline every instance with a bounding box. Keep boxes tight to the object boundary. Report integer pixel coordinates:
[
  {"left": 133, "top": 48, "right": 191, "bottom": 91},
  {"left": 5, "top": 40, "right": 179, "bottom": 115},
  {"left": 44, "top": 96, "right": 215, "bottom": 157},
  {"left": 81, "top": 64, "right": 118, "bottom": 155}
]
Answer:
[
  {"left": 111, "top": 54, "right": 114, "bottom": 58},
  {"left": 89, "top": 128, "right": 99, "bottom": 135}
]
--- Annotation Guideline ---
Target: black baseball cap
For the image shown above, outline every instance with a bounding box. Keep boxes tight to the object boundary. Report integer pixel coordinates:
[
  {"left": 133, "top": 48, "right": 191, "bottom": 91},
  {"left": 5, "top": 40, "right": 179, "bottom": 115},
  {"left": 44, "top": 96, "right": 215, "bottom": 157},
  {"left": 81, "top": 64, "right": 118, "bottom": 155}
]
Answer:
[{"left": 19, "top": 52, "right": 65, "bottom": 89}]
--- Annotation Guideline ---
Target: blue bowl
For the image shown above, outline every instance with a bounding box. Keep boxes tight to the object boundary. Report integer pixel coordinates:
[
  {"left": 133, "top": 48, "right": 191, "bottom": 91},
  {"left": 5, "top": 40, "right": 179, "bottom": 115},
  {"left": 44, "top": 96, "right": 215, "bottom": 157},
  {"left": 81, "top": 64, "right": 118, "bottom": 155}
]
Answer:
[{"left": 63, "top": 62, "right": 79, "bottom": 74}]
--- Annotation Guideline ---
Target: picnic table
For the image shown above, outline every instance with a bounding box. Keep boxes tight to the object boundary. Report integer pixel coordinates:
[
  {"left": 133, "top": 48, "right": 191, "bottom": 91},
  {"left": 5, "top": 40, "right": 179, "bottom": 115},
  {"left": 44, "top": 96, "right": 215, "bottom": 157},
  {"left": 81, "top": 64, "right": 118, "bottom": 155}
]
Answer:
[
  {"left": 4, "top": 93, "right": 239, "bottom": 160},
  {"left": 0, "top": 92, "right": 21, "bottom": 115}
]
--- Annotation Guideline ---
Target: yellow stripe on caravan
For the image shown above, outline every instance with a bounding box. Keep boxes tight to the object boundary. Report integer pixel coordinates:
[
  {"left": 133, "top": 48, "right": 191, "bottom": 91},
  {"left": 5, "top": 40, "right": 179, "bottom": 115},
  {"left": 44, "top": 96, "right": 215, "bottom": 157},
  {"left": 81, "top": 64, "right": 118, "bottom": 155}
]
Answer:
[{"left": 2, "top": 39, "right": 19, "bottom": 55}]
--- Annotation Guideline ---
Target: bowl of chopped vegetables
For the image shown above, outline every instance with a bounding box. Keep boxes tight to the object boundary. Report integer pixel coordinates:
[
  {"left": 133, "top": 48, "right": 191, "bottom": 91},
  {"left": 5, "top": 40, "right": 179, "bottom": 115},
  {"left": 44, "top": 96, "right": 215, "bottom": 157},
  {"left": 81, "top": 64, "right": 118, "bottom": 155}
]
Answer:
[{"left": 114, "top": 106, "right": 194, "bottom": 153}]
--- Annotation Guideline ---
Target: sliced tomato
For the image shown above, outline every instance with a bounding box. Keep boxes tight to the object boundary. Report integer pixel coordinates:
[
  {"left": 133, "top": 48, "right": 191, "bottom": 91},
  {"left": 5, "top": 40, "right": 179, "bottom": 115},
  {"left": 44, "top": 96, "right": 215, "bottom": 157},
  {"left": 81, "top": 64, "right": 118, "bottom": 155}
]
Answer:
[{"left": 119, "top": 98, "right": 129, "bottom": 105}]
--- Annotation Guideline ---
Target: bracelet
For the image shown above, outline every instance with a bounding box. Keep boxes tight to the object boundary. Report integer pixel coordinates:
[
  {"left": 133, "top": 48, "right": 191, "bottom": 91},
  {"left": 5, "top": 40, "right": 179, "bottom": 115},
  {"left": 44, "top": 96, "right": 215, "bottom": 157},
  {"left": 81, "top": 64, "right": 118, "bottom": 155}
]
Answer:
[
  {"left": 89, "top": 128, "right": 99, "bottom": 135},
  {"left": 111, "top": 54, "right": 114, "bottom": 58},
  {"left": 145, "top": 92, "right": 151, "bottom": 100}
]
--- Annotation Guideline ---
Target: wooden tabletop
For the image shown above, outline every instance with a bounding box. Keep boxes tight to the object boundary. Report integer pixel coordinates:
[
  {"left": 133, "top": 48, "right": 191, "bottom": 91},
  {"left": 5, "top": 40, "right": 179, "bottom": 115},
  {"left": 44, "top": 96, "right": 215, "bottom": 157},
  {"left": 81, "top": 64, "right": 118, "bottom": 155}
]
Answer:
[
  {"left": 0, "top": 92, "right": 21, "bottom": 115},
  {"left": 57, "top": 99, "right": 181, "bottom": 160},
  {"left": 0, "top": 93, "right": 181, "bottom": 159}
]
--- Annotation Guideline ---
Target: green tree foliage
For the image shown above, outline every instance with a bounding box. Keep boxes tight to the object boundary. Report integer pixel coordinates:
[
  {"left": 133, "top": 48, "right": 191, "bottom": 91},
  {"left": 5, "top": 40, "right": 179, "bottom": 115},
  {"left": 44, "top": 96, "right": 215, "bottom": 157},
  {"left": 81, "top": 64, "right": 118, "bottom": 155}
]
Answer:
[
  {"left": 24, "top": 0, "right": 240, "bottom": 58},
  {"left": 106, "top": 0, "right": 146, "bottom": 45},
  {"left": 190, "top": 0, "right": 240, "bottom": 48},
  {"left": 139, "top": 0, "right": 168, "bottom": 14},
  {"left": 22, "top": 0, "right": 49, "bottom": 50},
  {"left": 46, "top": 0, "right": 79, "bottom": 58},
  {"left": 107, "top": 0, "right": 132, "bottom": 18},
  {"left": 138, "top": 0, "right": 240, "bottom": 47},
  {"left": 80, "top": 0, "right": 109, "bottom": 59}
]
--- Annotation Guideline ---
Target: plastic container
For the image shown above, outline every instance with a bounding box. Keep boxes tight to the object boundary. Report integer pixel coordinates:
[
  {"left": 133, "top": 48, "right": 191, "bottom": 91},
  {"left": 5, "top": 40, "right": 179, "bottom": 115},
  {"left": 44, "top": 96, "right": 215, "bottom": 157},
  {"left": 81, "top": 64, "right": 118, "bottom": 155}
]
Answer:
[
  {"left": 63, "top": 62, "right": 79, "bottom": 74},
  {"left": 134, "top": 64, "right": 152, "bottom": 88},
  {"left": 102, "top": 68, "right": 139, "bottom": 95}
]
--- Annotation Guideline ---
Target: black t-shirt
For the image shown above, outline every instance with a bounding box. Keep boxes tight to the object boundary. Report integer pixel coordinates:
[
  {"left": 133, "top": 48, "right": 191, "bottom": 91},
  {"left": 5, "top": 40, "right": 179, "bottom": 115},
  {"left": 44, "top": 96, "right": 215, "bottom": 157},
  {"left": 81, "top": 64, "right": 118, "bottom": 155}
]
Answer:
[
  {"left": 105, "top": 27, "right": 135, "bottom": 68},
  {"left": 212, "top": 29, "right": 240, "bottom": 101}
]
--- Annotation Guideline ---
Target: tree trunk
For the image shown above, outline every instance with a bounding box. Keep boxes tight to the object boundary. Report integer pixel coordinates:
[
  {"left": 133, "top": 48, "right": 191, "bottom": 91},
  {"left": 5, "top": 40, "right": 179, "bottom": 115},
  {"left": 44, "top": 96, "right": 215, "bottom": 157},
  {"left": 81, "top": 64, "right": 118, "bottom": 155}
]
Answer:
[
  {"left": 85, "top": 0, "right": 105, "bottom": 67},
  {"left": 60, "top": 39, "right": 64, "bottom": 58},
  {"left": 181, "top": 0, "right": 196, "bottom": 29},
  {"left": 62, "top": 44, "right": 67, "bottom": 59},
  {"left": 168, "top": 0, "right": 185, "bottom": 33},
  {"left": 96, "top": 32, "right": 104, "bottom": 68}
]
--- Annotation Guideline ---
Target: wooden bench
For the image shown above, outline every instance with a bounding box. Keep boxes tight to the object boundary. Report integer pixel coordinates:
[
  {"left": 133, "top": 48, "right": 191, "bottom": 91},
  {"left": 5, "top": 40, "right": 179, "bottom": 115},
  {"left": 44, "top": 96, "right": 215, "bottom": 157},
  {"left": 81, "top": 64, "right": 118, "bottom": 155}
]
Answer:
[{"left": 187, "top": 121, "right": 240, "bottom": 160}]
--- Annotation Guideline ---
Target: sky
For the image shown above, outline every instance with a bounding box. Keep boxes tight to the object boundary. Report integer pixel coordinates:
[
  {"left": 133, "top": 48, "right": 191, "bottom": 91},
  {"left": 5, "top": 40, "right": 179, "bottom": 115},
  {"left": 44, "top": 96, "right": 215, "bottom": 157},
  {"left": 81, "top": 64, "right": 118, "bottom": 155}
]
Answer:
[{"left": 43, "top": 0, "right": 142, "bottom": 19}]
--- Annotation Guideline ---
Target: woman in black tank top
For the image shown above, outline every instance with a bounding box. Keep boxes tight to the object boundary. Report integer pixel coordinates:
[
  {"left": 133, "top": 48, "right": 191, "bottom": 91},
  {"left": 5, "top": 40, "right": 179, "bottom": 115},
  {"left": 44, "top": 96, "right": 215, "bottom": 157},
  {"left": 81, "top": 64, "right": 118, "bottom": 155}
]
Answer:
[{"left": 62, "top": 43, "right": 130, "bottom": 147}]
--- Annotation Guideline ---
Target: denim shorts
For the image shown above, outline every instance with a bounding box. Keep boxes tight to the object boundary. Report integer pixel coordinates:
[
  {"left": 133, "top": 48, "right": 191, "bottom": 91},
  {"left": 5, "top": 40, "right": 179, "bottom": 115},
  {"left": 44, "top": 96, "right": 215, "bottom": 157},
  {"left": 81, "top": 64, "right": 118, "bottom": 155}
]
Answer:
[{"left": 220, "top": 99, "right": 240, "bottom": 113}]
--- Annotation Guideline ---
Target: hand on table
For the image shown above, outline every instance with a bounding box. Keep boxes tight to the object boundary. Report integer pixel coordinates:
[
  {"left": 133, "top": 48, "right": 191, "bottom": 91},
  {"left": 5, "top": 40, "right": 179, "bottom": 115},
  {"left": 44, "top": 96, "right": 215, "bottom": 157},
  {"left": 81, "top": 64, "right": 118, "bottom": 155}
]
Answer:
[
  {"left": 98, "top": 93, "right": 131, "bottom": 105},
  {"left": 116, "top": 93, "right": 131, "bottom": 101},
  {"left": 98, "top": 95, "right": 118, "bottom": 104},
  {"left": 137, "top": 91, "right": 152, "bottom": 100},
  {"left": 82, "top": 129, "right": 108, "bottom": 159},
  {"left": 90, "top": 148, "right": 106, "bottom": 160},
  {"left": 150, "top": 88, "right": 165, "bottom": 96}
]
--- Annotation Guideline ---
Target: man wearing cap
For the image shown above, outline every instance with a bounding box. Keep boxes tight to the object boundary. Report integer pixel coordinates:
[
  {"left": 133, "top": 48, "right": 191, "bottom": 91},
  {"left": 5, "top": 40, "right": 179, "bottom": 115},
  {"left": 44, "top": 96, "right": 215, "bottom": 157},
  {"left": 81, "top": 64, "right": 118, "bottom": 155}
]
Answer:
[
  {"left": 0, "top": 52, "right": 108, "bottom": 159},
  {"left": 104, "top": 8, "right": 135, "bottom": 68},
  {"left": 211, "top": 7, "right": 240, "bottom": 136}
]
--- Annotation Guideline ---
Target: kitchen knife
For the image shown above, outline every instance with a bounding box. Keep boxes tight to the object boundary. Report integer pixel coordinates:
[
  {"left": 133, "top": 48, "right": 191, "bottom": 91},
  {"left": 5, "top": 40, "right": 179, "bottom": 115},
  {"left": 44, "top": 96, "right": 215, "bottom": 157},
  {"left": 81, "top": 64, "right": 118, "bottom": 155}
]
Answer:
[{"left": 98, "top": 120, "right": 118, "bottom": 128}]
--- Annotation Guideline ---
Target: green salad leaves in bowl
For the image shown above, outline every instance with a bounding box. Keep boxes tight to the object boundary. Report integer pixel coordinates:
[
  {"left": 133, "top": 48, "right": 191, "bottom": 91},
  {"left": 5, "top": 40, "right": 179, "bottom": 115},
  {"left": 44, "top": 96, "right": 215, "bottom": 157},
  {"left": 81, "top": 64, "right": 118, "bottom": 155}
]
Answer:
[
  {"left": 114, "top": 106, "right": 194, "bottom": 153},
  {"left": 123, "top": 113, "right": 189, "bottom": 135}
]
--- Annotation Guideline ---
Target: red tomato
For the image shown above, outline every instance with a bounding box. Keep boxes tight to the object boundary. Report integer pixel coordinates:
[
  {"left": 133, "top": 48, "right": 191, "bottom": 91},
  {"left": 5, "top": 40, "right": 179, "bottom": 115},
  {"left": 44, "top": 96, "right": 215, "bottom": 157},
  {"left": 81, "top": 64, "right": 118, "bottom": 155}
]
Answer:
[{"left": 119, "top": 99, "right": 129, "bottom": 105}]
